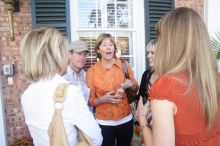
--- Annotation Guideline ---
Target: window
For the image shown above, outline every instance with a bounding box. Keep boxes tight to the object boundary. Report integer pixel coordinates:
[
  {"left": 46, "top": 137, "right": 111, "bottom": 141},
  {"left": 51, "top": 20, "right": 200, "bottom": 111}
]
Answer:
[{"left": 70, "top": 0, "right": 146, "bottom": 81}]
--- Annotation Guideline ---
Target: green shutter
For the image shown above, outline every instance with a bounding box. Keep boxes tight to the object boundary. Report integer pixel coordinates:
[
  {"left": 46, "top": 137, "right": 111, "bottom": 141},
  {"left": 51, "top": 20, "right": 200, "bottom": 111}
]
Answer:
[
  {"left": 31, "top": 0, "right": 70, "bottom": 39},
  {"left": 144, "top": 0, "right": 174, "bottom": 43}
]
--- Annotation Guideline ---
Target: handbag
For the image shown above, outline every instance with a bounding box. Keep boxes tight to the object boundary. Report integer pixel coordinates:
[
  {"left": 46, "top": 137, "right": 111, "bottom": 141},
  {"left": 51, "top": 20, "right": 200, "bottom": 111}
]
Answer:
[
  {"left": 75, "top": 127, "right": 93, "bottom": 146},
  {"left": 48, "top": 83, "right": 93, "bottom": 146},
  {"left": 122, "top": 61, "right": 139, "bottom": 104}
]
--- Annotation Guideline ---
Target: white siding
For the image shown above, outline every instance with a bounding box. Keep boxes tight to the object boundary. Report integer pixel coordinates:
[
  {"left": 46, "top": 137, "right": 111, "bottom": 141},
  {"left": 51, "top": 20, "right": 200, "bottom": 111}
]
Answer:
[{"left": 206, "top": 0, "right": 220, "bottom": 38}]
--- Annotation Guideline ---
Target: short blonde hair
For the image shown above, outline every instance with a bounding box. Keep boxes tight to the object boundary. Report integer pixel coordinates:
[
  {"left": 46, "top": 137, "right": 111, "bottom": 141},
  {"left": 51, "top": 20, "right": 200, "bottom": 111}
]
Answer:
[
  {"left": 20, "top": 28, "right": 69, "bottom": 82},
  {"left": 145, "top": 39, "right": 157, "bottom": 51},
  {"left": 155, "top": 7, "right": 218, "bottom": 128},
  {"left": 94, "top": 33, "right": 117, "bottom": 59}
]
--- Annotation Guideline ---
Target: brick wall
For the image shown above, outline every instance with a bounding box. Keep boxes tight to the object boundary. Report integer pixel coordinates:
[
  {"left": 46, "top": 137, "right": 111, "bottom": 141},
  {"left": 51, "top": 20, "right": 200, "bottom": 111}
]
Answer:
[
  {"left": 0, "top": 0, "right": 31, "bottom": 144},
  {"left": 0, "top": 0, "right": 204, "bottom": 144},
  {"left": 176, "top": 0, "right": 204, "bottom": 17}
]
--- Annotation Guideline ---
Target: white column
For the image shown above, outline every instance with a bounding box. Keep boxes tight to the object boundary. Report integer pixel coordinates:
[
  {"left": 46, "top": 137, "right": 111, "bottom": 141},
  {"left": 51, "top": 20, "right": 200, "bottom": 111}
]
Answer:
[
  {"left": 206, "top": 0, "right": 220, "bottom": 38},
  {"left": 133, "top": 0, "right": 145, "bottom": 83},
  {"left": 0, "top": 76, "right": 7, "bottom": 146}
]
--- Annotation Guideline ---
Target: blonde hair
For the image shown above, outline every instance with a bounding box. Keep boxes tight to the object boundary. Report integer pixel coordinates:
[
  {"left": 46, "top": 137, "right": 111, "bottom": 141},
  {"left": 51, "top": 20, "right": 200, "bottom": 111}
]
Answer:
[
  {"left": 146, "top": 39, "right": 157, "bottom": 51},
  {"left": 20, "top": 28, "right": 69, "bottom": 82},
  {"left": 155, "top": 7, "right": 218, "bottom": 128},
  {"left": 94, "top": 33, "right": 117, "bottom": 59}
]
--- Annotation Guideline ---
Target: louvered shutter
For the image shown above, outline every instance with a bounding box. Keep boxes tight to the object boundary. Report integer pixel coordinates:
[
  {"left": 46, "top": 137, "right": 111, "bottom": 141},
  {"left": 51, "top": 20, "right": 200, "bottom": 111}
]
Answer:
[
  {"left": 144, "top": 0, "right": 174, "bottom": 43},
  {"left": 31, "top": 0, "right": 70, "bottom": 39}
]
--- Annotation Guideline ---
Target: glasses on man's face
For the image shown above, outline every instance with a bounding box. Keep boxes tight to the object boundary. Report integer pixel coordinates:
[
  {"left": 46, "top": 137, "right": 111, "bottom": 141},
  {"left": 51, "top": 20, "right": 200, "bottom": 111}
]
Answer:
[{"left": 75, "top": 52, "right": 89, "bottom": 57}]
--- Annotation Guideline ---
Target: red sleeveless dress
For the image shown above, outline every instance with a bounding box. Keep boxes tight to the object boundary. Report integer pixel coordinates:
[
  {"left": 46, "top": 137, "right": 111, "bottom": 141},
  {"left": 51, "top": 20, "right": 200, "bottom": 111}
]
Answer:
[{"left": 149, "top": 72, "right": 220, "bottom": 146}]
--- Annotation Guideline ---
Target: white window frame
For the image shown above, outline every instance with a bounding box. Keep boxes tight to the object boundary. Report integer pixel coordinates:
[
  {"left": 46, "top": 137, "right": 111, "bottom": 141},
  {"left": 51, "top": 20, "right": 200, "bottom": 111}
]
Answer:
[
  {"left": 69, "top": 0, "right": 145, "bottom": 82},
  {"left": 206, "top": 0, "right": 220, "bottom": 37}
]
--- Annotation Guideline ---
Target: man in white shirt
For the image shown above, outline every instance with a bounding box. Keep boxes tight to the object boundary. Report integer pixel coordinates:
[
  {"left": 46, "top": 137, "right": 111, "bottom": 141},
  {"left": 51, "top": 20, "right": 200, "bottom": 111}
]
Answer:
[{"left": 63, "top": 40, "right": 92, "bottom": 110}]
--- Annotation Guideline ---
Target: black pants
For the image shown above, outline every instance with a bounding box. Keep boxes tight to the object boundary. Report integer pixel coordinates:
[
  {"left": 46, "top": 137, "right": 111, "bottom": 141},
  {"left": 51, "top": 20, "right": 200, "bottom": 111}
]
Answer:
[{"left": 99, "top": 119, "right": 133, "bottom": 146}]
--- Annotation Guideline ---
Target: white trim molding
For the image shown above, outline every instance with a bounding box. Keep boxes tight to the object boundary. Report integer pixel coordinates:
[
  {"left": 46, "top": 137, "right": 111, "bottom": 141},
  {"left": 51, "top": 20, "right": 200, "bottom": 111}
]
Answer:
[
  {"left": 133, "top": 0, "right": 145, "bottom": 83},
  {"left": 0, "top": 75, "right": 7, "bottom": 146}
]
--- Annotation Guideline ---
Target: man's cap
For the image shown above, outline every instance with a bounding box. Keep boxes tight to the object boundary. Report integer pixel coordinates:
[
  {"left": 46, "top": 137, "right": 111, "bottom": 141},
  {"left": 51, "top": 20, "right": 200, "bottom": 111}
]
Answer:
[{"left": 69, "top": 40, "right": 89, "bottom": 53}]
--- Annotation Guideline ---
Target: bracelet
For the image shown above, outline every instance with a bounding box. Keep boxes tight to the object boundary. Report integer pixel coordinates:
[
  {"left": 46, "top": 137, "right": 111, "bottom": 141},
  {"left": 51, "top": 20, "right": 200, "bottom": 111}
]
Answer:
[{"left": 138, "top": 113, "right": 147, "bottom": 117}]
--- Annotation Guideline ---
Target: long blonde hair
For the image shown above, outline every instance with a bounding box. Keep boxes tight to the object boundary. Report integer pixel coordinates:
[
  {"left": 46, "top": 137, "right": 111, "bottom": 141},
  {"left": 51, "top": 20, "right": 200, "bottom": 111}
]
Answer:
[
  {"left": 20, "top": 28, "right": 69, "bottom": 82},
  {"left": 155, "top": 7, "right": 218, "bottom": 128}
]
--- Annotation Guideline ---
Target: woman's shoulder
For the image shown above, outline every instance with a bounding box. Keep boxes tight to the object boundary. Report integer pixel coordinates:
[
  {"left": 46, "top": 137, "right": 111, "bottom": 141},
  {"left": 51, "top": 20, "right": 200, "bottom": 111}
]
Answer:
[
  {"left": 87, "top": 61, "right": 102, "bottom": 71},
  {"left": 142, "top": 69, "right": 152, "bottom": 76},
  {"left": 87, "top": 63, "right": 99, "bottom": 74},
  {"left": 154, "top": 72, "right": 188, "bottom": 86},
  {"left": 149, "top": 73, "right": 188, "bottom": 101},
  {"left": 65, "top": 84, "right": 87, "bottom": 107},
  {"left": 152, "top": 74, "right": 177, "bottom": 87}
]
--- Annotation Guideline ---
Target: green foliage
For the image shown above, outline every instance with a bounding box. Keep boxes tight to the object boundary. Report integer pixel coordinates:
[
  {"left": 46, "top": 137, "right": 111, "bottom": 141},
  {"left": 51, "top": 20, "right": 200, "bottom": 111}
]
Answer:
[{"left": 211, "top": 31, "right": 220, "bottom": 59}]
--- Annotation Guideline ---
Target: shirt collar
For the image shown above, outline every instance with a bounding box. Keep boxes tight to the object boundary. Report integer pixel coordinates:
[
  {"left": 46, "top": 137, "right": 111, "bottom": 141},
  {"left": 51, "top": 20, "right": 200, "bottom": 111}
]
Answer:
[
  {"left": 114, "top": 59, "right": 122, "bottom": 69},
  {"left": 67, "top": 65, "right": 85, "bottom": 77}
]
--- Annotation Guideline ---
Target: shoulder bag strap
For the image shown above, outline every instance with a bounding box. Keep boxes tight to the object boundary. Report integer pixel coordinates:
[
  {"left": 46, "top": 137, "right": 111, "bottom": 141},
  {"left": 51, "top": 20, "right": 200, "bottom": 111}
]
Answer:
[
  {"left": 122, "top": 61, "right": 129, "bottom": 79},
  {"left": 53, "top": 83, "right": 68, "bottom": 102},
  {"left": 48, "top": 83, "right": 69, "bottom": 146},
  {"left": 75, "top": 126, "right": 93, "bottom": 146}
]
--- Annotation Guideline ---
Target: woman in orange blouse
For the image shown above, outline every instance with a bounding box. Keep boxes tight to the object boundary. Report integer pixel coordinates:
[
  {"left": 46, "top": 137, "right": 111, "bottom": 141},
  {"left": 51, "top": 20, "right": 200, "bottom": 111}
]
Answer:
[
  {"left": 137, "top": 7, "right": 220, "bottom": 146},
  {"left": 86, "top": 33, "right": 138, "bottom": 146}
]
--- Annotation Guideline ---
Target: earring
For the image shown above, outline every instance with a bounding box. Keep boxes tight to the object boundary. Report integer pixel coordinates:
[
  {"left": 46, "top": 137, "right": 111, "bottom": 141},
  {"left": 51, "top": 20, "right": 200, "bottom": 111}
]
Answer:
[{"left": 97, "top": 53, "right": 101, "bottom": 59}]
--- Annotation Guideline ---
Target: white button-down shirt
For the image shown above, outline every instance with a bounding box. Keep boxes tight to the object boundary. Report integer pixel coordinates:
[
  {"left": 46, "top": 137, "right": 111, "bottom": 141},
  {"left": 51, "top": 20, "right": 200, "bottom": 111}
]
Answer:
[
  {"left": 21, "top": 74, "right": 102, "bottom": 146},
  {"left": 63, "top": 66, "right": 90, "bottom": 103}
]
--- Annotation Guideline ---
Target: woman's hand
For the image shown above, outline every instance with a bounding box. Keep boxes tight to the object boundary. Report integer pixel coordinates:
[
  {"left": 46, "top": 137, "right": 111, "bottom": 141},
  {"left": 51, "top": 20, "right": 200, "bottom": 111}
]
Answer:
[
  {"left": 101, "top": 91, "right": 122, "bottom": 104},
  {"left": 136, "top": 97, "right": 151, "bottom": 126},
  {"left": 122, "top": 79, "right": 134, "bottom": 89}
]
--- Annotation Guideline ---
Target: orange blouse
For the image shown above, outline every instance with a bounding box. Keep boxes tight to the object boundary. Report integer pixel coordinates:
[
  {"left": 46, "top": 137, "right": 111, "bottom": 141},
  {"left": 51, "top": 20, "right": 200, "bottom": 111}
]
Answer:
[
  {"left": 86, "top": 59, "right": 138, "bottom": 120},
  {"left": 149, "top": 72, "right": 220, "bottom": 146}
]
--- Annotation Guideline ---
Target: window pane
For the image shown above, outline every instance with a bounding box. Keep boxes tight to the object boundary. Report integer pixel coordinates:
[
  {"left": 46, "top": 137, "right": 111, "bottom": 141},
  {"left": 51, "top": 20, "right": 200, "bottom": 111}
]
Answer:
[
  {"left": 107, "top": 3, "right": 115, "bottom": 28},
  {"left": 116, "top": 32, "right": 134, "bottom": 65},
  {"left": 78, "top": 0, "right": 101, "bottom": 28},
  {"left": 117, "top": 3, "right": 133, "bottom": 28},
  {"left": 78, "top": 0, "right": 133, "bottom": 29}
]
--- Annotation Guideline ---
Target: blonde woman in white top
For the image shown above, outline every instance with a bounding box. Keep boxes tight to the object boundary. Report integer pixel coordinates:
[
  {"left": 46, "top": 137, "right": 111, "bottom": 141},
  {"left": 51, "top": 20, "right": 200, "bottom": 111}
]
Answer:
[{"left": 20, "top": 28, "right": 102, "bottom": 146}]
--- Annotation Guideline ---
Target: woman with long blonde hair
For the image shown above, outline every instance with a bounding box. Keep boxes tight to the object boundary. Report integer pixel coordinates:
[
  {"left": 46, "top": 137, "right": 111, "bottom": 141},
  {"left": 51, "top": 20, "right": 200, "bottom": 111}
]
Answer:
[{"left": 137, "top": 7, "right": 220, "bottom": 146}]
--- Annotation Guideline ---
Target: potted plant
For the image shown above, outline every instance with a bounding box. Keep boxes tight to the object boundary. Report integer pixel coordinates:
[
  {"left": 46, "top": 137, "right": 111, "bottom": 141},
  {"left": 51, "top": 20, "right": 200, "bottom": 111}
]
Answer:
[{"left": 211, "top": 31, "right": 220, "bottom": 71}]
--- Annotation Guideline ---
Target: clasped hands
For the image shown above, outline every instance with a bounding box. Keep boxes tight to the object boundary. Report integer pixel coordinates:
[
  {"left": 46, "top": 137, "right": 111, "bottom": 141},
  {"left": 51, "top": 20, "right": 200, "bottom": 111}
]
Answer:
[
  {"left": 103, "top": 79, "right": 134, "bottom": 104},
  {"left": 102, "top": 91, "right": 122, "bottom": 104}
]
